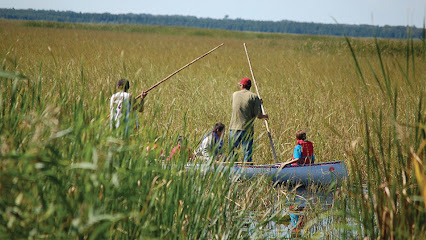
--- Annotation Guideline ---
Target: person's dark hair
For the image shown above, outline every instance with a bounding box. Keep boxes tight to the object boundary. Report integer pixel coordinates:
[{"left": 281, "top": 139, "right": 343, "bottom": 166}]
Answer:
[
  {"left": 243, "top": 84, "right": 251, "bottom": 90},
  {"left": 117, "top": 79, "right": 130, "bottom": 92},
  {"left": 296, "top": 130, "right": 306, "bottom": 140},
  {"left": 213, "top": 122, "right": 225, "bottom": 133}
]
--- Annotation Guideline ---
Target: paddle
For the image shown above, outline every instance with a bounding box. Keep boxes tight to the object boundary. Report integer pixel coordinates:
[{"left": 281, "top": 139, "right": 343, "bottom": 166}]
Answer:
[
  {"left": 243, "top": 43, "right": 278, "bottom": 163},
  {"left": 136, "top": 43, "right": 224, "bottom": 99}
]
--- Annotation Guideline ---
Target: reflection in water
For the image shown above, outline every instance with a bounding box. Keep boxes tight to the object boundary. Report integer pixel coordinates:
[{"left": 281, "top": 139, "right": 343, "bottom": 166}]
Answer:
[{"left": 243, "top": 185, "right": 338, "bottom": 239}]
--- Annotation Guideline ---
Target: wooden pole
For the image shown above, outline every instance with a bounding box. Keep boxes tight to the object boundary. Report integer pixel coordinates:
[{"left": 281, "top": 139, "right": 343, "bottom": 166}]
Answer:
[
  {"left": 136, "top": 43, "right": 224, "bottom": 99},
  {"left": 243, "top": 43, "right": 278, "bottom": 163}
]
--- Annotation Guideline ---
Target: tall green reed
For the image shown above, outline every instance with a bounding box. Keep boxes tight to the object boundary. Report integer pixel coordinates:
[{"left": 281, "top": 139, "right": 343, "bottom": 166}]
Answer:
[
  {"left": 0, "top": 58, "right": 285, "bottom": 239},
  {"left": 331, "top": 31, "right": 425, "bottom": 239},
  {"left": 2, "top": 19, "right": 424, "bottom": 238}
]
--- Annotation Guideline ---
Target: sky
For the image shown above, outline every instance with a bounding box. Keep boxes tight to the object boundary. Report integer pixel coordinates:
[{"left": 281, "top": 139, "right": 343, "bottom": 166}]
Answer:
[{"left": 1, "top": 0, "right": 425, "bottom": 27}]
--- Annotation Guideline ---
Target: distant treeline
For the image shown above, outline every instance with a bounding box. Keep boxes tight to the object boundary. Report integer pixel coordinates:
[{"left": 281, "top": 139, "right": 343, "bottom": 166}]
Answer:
[{"left": 1, "top": 8, "right": 424, "bottom": 39}]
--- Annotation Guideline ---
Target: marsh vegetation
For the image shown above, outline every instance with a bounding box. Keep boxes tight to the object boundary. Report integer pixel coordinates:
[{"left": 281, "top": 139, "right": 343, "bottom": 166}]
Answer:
[{"left": 0, "top": 20, "right": 424, "bottom": 238}]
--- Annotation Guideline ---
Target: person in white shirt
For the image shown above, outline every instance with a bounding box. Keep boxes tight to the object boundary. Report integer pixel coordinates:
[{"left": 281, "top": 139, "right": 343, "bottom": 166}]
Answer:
[
  {"left": 193, "top": 122, "right": 225, "bottom": 162},
  {"left": 110, "top": 79, "right": 147, "bottom": 132}
]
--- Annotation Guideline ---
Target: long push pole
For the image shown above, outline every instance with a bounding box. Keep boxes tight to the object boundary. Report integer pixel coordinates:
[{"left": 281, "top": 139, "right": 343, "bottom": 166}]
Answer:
[
  {"left": 136, "top": 43, "right": 224, "bottom": 99},
  {"left": 243, "top": 43, "right": 278, "bottom": 162}
]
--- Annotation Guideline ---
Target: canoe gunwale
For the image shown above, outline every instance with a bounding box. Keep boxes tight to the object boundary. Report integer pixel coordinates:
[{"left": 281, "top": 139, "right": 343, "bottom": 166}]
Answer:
[{"left": 225, "top": 161, "right": 344, "bottom": 169}]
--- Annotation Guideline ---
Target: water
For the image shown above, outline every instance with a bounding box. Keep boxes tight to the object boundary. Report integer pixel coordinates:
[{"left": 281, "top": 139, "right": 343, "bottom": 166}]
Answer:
[{"left": 242, "top": 185, "right": 338, "bottom": 239}]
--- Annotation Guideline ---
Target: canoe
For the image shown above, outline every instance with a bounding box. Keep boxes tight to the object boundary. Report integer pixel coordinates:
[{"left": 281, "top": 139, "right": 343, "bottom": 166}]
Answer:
[{"left": 191, "top": 161, "right": 348, "bottom": 185}]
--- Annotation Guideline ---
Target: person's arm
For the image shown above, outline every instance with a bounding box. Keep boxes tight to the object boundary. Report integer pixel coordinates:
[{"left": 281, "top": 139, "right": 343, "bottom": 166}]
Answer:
[
  {"left": 136, "top": 98, "right": 144, "bottom": 112},
  {"left": 133, "top": 91, "right": 147, "bottom": 112},
  {"left": 279, "top": 145, "right": 302, "bottom": 167},
  {"left": 200, "top": 135, "right": 211, "bottom": 160},
  {"left": 279, "top": 158, "right": 299, "bottom": 168},
  {"left": 255, "top": 97, "right": 268, "bottom": 120}
]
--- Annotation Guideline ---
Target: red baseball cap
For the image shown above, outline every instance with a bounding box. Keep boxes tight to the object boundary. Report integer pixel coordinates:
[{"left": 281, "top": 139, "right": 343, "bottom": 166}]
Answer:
[{"left": 238, "top": 78, "right": 251, "bottom": 87}]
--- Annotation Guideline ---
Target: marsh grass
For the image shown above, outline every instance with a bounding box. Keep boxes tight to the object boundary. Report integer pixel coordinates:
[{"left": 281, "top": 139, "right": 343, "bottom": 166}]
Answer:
[
  {"left": 328, "top": 33, "right": 426, "bottom": 239},
  {"left": 0, "top": 19, "right": 425, "bottom": 238},
  {"left": 0, "top": 74, "right": 283, "bottom": 238}
]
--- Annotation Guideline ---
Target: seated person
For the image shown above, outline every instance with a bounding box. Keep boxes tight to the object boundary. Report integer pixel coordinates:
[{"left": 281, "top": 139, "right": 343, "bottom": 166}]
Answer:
[
  {"left": 166, "top": 135, "right": 187, "bottom": 161},
  {"left": 193, "top": 122, "right": 225, "bottom": 162},
  {"left": 281, "top": 130, "right": 315, "bottom": 167}
]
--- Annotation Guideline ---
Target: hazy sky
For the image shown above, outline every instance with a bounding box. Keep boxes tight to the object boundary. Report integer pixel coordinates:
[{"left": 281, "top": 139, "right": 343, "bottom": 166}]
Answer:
[{"left": 1, "top": 0, "right": 425, "bottom": 27}]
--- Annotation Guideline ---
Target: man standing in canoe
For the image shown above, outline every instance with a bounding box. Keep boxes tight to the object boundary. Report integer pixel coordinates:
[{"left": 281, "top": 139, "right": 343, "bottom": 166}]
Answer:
[
  {"left": 110, "top": 79, "right": 147, "bottom": 133},
  {"left": 229, "top": 78, "right": 268, "bottom": 162}
]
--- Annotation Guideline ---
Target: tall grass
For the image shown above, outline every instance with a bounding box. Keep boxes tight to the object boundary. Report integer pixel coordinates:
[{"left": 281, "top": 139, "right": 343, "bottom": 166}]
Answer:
[
  {"left": 0, "top": 64, "right": 284, "bottom": 238},
  {"left": 329, "top": 32, "right": 425, "bottom": 238},
  {"left": 0, "top": 20, "right": 293, "bottom": 239},
  {"left": 0, "top": 19, "right": 425, "bottom": 238}
]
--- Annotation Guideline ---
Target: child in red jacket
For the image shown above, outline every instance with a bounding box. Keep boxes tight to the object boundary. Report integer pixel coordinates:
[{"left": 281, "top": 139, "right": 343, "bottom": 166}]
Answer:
[{"left": 281, "top": 130, "right": 315, "bottom": 167}]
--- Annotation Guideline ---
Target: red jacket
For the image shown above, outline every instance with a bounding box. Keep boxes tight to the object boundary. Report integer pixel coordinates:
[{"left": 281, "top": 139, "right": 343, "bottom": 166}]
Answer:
[{"left": 293, "top": 140, "right": 314, "bottom": 165}]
